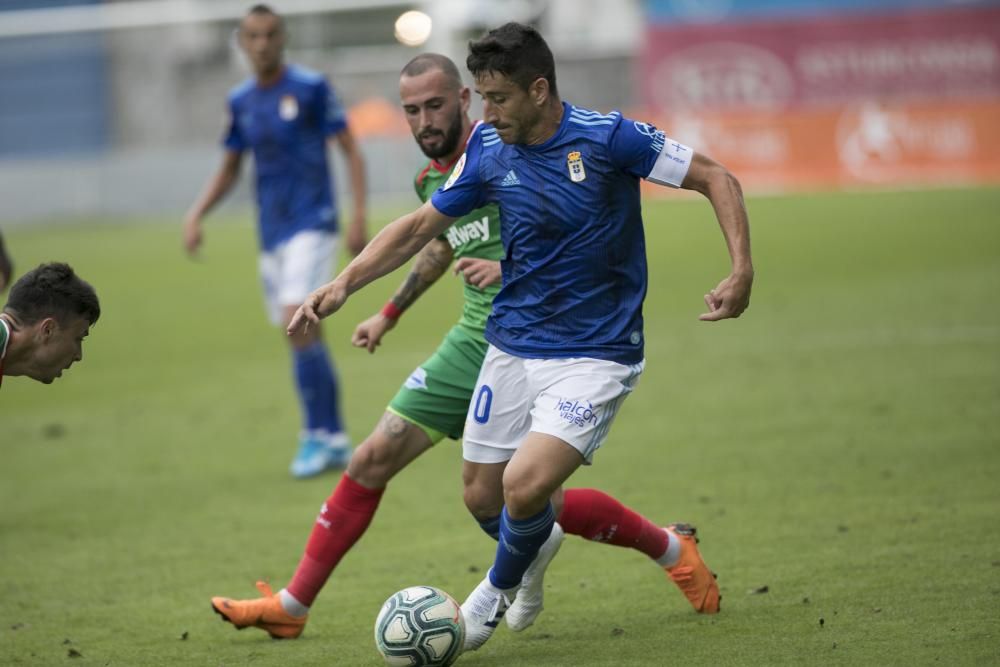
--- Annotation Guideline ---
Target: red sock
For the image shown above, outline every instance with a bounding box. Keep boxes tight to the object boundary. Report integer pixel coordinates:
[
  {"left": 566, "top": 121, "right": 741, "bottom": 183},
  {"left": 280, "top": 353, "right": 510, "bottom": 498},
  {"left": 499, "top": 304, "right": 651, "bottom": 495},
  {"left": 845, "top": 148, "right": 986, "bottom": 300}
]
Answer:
[
  {"left": 558, "top": 488, "right": 668, "bottom": 561},
  {"left": 286, "top": 474, "right": 384, "bottom": 607}
]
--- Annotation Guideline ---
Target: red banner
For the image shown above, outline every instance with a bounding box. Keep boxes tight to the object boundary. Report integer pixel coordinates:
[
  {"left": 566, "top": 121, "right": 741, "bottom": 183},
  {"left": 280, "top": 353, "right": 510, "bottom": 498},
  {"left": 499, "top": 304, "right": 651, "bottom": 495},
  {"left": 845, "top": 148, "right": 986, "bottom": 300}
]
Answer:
[{"left": 640, "top": 5, "right": 1000, "bottom": 112}]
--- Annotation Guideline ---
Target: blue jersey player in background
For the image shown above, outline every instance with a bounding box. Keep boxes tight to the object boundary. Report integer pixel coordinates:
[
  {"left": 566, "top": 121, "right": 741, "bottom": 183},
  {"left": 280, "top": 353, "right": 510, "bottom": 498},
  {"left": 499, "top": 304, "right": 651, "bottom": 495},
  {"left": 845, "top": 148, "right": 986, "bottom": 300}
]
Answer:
[
  {"left": 184, "top": 4, "right": 367, "bottom": 478},
  {"left": 289, "top": 22, "right": 753, "bottom": 652}
]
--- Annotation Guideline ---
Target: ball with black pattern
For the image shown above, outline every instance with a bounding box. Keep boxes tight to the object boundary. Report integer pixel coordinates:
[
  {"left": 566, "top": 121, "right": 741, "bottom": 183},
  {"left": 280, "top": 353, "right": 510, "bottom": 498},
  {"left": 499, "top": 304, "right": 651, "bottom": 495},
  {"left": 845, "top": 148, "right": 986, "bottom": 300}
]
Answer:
[{"left": 374, "top": 585, "right": 466, "bottom": 666}]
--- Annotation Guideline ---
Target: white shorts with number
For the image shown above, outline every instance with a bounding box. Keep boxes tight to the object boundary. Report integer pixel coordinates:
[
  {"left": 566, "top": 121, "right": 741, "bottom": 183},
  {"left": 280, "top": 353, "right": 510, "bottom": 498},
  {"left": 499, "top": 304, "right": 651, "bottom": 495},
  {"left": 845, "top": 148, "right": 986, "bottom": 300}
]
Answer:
[
  {"left": 259, "top": 230, "right": 338, "bottom": 325},
  {"left": 462, "top": 345, "right": 644, "bottom": 465}
]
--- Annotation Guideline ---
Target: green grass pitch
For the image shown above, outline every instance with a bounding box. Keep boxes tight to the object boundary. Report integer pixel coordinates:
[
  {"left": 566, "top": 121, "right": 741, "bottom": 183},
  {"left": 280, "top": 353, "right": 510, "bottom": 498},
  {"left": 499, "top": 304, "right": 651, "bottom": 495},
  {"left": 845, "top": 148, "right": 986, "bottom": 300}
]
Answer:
[{"left": 1, "top": 186, "right": 998, "bottom": 666}]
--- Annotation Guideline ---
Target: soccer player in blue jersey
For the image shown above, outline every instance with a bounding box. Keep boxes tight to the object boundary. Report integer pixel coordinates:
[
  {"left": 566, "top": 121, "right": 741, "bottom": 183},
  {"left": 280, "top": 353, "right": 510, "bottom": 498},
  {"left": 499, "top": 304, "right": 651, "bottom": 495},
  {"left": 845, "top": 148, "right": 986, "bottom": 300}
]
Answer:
[
  {"left": 209, "top": 54, "right": 703, "bottom": 642},
  {"left": 183, "top": 4, "right": 367, "bottom": 478},
  {"left": 289, "top": 23, "right": 753, "bottom": 650}
]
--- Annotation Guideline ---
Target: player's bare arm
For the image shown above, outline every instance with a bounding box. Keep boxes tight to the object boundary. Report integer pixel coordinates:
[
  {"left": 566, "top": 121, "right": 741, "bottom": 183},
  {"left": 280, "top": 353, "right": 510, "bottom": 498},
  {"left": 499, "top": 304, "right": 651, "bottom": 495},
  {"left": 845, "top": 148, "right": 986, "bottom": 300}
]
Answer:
[
  {"left": 393, "top": 237, "right": 455, "bottom": 311},
  {"left": 183, "top": 150, "right": 242, "bottom": 256},
  {"left": 352, "top": 238, "right": 454, "bottom": 353},
  {"left": 288, "top": 200, "right": 456, "bottom": 335},
  {"left": 680, "top": 152, "right": 754, "bottom": 321},
  {"left": 332, "top": 129, "right": 368, "bottom": 256}
]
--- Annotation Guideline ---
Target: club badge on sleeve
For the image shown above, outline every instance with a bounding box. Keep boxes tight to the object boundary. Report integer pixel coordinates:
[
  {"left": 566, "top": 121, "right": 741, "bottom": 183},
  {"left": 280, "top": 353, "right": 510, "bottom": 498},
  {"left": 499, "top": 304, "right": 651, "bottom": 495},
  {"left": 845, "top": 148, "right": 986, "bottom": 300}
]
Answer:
[
  {"left": 443, "top": 153, "right": 466, "bottom": 190},
  {"left": 567, "top": 151, "right": 586, "bottom": 182}
]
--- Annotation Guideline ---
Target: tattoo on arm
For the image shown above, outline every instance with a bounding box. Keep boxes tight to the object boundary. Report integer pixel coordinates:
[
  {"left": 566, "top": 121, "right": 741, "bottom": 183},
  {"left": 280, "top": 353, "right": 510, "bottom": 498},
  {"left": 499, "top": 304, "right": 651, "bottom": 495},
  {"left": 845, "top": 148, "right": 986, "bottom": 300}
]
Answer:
[
  {"left": 390, "top": 239, "right": 454, "bottom": 312},
  {"left": 379, "top": 412, "right": 411, "bottom": 440}
]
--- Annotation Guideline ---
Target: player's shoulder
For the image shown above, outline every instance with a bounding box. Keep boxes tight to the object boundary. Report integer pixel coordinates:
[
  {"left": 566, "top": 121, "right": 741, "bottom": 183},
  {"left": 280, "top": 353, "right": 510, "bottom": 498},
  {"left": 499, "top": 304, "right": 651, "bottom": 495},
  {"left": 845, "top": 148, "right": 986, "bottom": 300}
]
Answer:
[
  {"left": 227, "top": 77, "right": 256, "bottom": 104},
  {"left": 414, "top": 160, "right": 435, "bottom": 190},
  {"left": 565, "top": 104, "right": 624, "bottom": 140},
  {"left": 285, "top": 63, "right": 327, "bottom": 87},
  {"left": 473, "top": 121, "right": 502, "bottom": 152}
]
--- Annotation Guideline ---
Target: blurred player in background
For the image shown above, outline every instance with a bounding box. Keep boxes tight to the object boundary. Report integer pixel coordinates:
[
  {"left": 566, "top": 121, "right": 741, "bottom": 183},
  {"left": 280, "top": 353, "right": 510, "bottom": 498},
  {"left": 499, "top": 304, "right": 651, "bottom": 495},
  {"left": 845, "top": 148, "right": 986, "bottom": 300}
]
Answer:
[
  {"left": 183, "top": 4, "right": 368, "bottom": 478},
  {"left": 0, "top": 230, "right": 13, "bottom": 292},
  {"left": 210, "top": 53, "right": 699, "bottom": 641},
  {"left": 1, "top": 262, "right": 99, "bottom": 388},
  {"left": 290, "top": 23, "right": 753, "bottom": 651}
]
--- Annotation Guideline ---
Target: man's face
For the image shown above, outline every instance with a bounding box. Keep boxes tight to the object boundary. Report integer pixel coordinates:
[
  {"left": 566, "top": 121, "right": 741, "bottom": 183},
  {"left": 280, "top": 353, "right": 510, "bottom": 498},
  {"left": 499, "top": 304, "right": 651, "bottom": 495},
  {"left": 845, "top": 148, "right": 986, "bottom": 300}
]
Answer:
[
  {"left": 239, "top": 12, "right": 284, "bottom": 78},
  {"left": 28, "top": 316, "right": 90, "bottom": 384},
  {"left": 399, "top": 69, "right": 469, "bottom": 160},
  {"left": 475, "top": 71, "right": 542, "bottom": 145}
]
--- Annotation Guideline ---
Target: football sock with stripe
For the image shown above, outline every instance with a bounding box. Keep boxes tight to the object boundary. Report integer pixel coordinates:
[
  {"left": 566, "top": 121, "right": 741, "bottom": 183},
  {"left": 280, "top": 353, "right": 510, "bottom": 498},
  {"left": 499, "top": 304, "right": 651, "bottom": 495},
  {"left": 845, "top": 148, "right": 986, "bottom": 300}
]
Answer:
[
  {"left": 489, "top": 504, "right": 555, "bottom": 590},
  {"left": 558, "top": 488, "right": 670, "bottom": 561},
  {"left": 285, "top": 474, "right": 384, "bottom": 608}
]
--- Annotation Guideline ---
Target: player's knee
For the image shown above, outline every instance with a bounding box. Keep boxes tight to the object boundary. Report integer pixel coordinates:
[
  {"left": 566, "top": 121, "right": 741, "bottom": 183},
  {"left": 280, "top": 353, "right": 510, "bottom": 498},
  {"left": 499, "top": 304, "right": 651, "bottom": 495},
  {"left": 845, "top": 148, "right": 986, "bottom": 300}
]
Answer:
[
  {"left": 287, "top": 326, "right": 320, "bottom": 350},
  {"left": 463, "top": 484, "right": 502, "bottom": 521},
  {"left": 502, "top": 476, "right": 552, "bottom": 518},
  {"left": 346, "top": 438, "right": 398, "bottom": 487}
]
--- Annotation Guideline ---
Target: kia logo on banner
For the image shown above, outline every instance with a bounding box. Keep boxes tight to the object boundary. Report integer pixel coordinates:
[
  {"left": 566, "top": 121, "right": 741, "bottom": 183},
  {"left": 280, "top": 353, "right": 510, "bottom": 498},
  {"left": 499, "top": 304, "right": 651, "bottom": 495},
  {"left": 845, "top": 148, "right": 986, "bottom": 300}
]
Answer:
[{"left": 652, "top": 42, "right": 794, "bottom": 111}]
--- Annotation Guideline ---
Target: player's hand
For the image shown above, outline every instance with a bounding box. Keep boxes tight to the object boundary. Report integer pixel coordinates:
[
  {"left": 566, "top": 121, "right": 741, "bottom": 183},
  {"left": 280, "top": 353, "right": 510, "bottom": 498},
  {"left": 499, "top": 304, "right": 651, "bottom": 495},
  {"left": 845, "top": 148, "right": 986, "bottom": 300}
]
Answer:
[
  {"left": 288, "top": 282, "right": 348, "bottom": 336},
  {"left": 346, "top": 213, "right": 367, "bottom": 256},
  {"left": 352, "top": 312, "right": 398, "bottom": 353},
  {"left": 182, "top": 215, "right": 203, "bottom": 257},
  {"left": 699, "top": 270, "right": 753, "bottom": 321},
  {"left": 454, "top": 258, "right": 501, "bottom": 288}
]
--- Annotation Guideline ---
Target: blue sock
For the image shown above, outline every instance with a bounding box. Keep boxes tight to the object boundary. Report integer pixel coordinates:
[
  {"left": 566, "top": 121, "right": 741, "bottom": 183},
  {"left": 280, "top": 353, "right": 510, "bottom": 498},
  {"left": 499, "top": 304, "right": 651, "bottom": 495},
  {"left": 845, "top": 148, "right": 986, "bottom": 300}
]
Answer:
[
  {"left": 292, "top": 341, "right": 343, "bottom": 434},
  {"left": 477, "top": 515, "right": 501, "bottom": 541},
  {"left": 489, "top": 504, "right": 555, "bottom": 590}
]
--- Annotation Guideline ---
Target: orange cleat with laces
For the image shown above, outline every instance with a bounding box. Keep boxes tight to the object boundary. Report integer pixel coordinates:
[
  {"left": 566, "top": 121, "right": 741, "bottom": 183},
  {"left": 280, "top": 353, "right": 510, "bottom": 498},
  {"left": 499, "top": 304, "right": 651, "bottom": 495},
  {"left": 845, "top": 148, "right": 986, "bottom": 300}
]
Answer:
[
  {"left": 211, "top": 581, "right": 307, "bottom": 639},
  {"left": 664, "top": 523, "right": 721, "bottom": 614}
]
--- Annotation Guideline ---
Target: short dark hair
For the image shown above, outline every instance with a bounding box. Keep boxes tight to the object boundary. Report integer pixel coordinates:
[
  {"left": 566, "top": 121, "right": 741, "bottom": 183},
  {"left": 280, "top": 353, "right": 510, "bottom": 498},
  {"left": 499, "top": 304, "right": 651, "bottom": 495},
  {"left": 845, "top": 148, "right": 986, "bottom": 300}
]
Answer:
[
  {"left": 401, "top": 53, "right": 463, "bottom": 90},
  {"left": 4, "top": 263, "right": 100, "bottom": 326},
  {"left": 247, "top": 3, "right": 279, "bottom": 19},
  {"left": 467, "top": 23, "right": 557, "bottom": 96},
  {"left": 244, "top": 4, "right": 284, "bottom": 29}
]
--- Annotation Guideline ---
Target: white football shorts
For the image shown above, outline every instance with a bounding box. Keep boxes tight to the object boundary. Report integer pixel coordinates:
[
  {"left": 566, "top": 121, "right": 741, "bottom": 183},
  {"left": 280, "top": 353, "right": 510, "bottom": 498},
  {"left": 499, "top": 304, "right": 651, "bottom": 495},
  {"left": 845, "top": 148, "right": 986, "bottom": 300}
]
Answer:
[
  {"left": 259, "top": 230, "right": 338, "bottom": 325},
  {"left": 462, "top": 345, "right": 644, "bottom": 465}
]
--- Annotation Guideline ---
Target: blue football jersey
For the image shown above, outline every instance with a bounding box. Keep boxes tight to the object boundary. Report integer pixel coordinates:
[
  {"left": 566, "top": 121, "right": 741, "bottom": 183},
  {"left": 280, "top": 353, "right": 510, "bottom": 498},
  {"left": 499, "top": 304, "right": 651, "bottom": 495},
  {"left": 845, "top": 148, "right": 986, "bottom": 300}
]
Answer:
[
  {"left": 224, "top": 64, "right": 349, "bottom": 250},
  {"left": 431, "top": 102, "right": 693, "bottom": 365}
]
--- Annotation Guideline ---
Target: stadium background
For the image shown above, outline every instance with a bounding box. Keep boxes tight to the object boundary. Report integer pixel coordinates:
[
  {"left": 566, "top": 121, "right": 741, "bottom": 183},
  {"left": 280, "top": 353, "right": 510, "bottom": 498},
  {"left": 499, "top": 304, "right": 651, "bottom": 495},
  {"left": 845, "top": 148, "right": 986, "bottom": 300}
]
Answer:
[{"left": 2, "top": 0, "right": 998, "bottom": 222}]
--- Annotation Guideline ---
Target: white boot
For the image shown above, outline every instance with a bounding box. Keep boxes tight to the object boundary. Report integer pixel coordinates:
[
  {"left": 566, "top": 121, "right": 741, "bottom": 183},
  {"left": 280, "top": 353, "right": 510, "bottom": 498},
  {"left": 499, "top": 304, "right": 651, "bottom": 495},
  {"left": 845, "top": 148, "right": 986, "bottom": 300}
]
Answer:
[
  {"left": 505, "top": 522, "right": 565, "bottom": 631},
  {"left": 460, "top": 574, "right": 517, "bottom": 651}
]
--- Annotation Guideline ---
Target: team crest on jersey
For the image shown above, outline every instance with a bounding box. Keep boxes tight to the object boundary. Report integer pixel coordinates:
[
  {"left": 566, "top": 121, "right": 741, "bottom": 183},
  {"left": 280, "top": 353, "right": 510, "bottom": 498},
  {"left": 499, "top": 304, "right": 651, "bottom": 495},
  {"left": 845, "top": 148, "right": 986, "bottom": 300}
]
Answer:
[
  {"left": 443, "top": 153, "right": 466, "bottom": 190},
  {"left": 567, "top": 151, "right": 586, "bottom": 182},
  {"left": 404, "top": 367, "right": 428, "bottom": 391},
  {"left": 279, "top": 95, "right": 299, "bottom": 120}
]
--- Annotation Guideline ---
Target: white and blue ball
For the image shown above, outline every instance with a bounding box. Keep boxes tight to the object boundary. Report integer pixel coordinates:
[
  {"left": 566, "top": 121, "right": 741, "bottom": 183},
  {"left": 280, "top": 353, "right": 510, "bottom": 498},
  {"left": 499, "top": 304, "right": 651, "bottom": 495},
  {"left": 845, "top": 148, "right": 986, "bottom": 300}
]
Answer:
[{"left": 374, "top": 585, "right": 465, "bottom": 666}]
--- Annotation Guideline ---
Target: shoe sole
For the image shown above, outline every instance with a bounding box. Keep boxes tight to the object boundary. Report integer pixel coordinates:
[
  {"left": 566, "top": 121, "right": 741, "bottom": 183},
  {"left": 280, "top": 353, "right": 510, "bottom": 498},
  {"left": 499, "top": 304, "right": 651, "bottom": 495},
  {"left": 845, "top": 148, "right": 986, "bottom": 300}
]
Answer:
[{"left": 211, "top": 602, "right": 298, "bottom": 640}]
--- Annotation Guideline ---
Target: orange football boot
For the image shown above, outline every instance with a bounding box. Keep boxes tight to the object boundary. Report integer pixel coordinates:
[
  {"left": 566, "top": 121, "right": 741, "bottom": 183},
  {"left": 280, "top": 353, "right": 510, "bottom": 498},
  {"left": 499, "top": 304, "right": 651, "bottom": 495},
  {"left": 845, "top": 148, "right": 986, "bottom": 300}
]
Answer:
[
  {"left": 211, "top": 581, "right": 307, "bottom": 639},
  {"left": 664, "top": 523, "right": 721, "bottom": 614}
]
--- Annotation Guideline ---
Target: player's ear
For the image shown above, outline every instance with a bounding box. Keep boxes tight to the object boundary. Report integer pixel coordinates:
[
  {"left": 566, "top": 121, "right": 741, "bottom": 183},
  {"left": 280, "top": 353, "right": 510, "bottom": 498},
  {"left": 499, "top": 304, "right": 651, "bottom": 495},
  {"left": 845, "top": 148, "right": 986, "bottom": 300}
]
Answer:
[
  {"left": 529, "top": 77, "right": 548, "bottom": 107},
  {"left": 459, "top": 86, "right": 471, "bottom": 114},
  {"left": 36, "top": 317, "right": 57, "bottom": 341}
]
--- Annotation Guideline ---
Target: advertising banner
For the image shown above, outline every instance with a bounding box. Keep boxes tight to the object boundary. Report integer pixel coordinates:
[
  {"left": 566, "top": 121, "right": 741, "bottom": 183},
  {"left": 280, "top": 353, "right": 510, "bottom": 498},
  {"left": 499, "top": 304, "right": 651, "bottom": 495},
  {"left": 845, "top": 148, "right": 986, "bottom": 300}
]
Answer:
[
  {"left": 641, "top": 5, "right": 1000, "bottom": 112},
  {"left": 639, "top": 4, "right": 1000, "bottom": 189}
]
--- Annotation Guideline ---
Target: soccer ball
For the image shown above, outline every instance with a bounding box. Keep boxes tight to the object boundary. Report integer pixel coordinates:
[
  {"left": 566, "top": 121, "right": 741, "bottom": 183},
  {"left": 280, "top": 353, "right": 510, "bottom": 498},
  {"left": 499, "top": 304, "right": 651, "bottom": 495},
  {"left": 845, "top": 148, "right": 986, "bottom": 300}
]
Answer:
[{"left": 374, "top": 585, "right": 465, "bottom": 666}]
